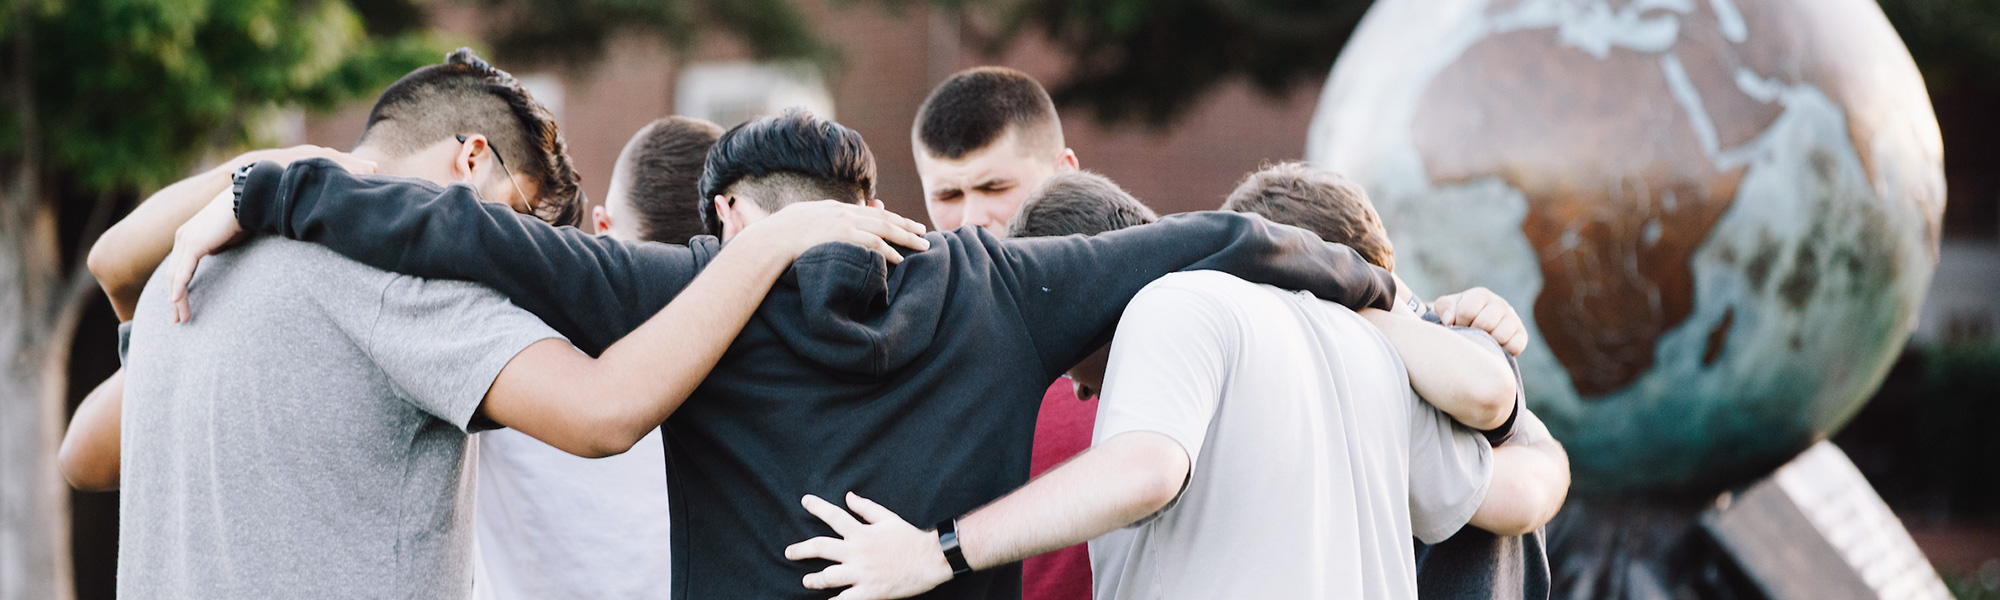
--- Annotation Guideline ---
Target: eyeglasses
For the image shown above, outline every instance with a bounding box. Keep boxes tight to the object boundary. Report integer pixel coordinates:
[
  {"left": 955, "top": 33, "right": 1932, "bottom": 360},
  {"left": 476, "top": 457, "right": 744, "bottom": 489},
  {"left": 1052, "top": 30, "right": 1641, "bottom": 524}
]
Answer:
[{"left": 457, "top": 134, "right": 534, "bottom": 212}]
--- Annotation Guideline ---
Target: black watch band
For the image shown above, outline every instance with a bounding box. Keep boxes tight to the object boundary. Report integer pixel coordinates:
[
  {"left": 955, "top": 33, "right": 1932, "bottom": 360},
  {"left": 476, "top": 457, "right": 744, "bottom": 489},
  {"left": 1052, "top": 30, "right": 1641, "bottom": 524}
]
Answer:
[
  {"left": 230, "top": 162, "right": 256, "bottom": 220},
  {"left": 935, "top": 519, "right": 972, "bottom": 579}
]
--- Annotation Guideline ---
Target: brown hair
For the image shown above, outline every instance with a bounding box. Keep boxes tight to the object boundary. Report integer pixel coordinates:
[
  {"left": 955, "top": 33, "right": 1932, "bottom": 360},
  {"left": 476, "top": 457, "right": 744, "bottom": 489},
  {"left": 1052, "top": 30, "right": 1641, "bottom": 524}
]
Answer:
[
  {"left": 362, "top": 48, "right": 586, "bottom": 226},
  {"left": 1008, "top": 171, "right": 1157, "bottom": 238},
  {"left": 613, "top": 116, "right": 724, "bottom": 244},
  {"left": 1222, "top": 162, "right": 1394, "bottom": 270},
  {"left": 914, "top": 66, "right": 1063, "bottom": 160}
]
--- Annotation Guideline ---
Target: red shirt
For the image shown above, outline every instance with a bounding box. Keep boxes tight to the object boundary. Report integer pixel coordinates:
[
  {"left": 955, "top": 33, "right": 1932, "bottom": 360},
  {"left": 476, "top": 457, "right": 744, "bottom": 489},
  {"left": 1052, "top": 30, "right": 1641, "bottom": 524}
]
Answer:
[{"left": 1021, "top": 379, "right": 1097, "bottom": 600}]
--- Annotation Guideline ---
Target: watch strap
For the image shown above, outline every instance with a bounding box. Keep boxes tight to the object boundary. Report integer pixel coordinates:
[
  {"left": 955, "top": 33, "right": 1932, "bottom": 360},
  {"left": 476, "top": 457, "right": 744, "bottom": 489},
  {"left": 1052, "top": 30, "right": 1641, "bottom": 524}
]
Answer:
[{"left": 935, "top": 519, "right": 972, "bottom": 578}]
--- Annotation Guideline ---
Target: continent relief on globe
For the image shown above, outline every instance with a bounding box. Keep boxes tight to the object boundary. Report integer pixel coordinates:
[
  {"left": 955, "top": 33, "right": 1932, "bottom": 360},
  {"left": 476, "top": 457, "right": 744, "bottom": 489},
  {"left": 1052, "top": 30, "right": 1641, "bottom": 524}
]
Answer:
[{"left": 1411, "top": 1, "right": 1922, "bottom": 399}]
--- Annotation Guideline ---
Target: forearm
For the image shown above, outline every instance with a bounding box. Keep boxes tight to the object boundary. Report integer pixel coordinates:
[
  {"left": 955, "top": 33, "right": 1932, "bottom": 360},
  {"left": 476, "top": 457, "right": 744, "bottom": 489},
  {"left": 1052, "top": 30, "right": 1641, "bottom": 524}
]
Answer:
[
  {"left": 1015, "top": 211, "right": 1397, "bottom": 373},
  {"left": 59, "top": 370, "right": 124, "bottom": 491},
  {"left": 1361, "top": 309, "right": 1516, "bottom": 430},
  {"left": 485, "top": 235, "right": 794, "bottom": 457},
  {"left": 240, "top": 159, "right": 688, "bottom": 353},
  {"left": 89, "top": 167, "right": 232, "bottom": 321},
  {"left": 1469, "top": 410, "right": 1569, "bottom": 535},
  {"left": 956, "top": 432, "right": 1189, "bottom": 570}
]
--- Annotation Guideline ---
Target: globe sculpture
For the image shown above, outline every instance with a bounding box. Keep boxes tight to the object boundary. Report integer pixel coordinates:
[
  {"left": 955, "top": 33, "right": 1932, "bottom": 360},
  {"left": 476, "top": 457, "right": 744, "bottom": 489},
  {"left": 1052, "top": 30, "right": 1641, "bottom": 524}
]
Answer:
[{"left": 1308, "top": 0, "right": 1945, "bottom": 493}]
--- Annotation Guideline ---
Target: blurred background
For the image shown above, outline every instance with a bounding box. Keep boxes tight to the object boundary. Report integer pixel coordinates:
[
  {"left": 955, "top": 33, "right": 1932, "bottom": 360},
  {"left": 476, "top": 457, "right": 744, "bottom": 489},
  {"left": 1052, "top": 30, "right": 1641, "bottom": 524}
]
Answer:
[{"left": 0, "top": 1, "right": 1993, "bottom": 598}]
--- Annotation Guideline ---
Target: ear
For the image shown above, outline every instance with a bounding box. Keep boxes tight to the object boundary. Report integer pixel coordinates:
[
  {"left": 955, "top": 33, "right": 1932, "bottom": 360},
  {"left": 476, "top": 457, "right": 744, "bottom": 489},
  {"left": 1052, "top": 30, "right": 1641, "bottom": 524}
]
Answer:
[
  {"left": 715, "top": 195, "right": 744, "bottom": 237},
  {"left": 593, "top": 205, "right": 613, "bottom": 235},
  {"left": 452, "top": 134, "right": 492, "bottom": 183},
  {"left": 869, "top": 199, "right": 885, "bottom": 209},
  {"left": 1054, "top": 148, "right": 1080, "bottom": 172}
]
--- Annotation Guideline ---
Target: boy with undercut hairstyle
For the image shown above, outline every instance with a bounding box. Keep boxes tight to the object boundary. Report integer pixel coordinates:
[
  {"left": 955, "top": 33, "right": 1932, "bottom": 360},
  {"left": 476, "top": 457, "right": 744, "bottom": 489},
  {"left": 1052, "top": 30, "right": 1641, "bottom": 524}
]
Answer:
[
  {"left": 475, "top": 115, "right": 724, "bottom": 600},
  {"left": 912, "top": 67, "right": 1093, "bottom": 600},
  {"left": 66, "top": 51, "right": 928, "bottom": 599},
  {"left": 169, "top": 106, "right": 1411, "bottom": 600}
]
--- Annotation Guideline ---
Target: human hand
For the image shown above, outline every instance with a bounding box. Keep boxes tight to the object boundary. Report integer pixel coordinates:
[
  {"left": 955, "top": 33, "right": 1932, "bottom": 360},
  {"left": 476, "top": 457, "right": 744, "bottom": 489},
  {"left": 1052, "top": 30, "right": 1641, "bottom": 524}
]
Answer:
[
  {"left": 737, "top": 201, "right": 930, "bottom": 264},
  {"left": 163, "top": 192, "right": 248, "bottom": 323},
  {"left": 784, "top": 492, "right": 953, "bottom": 599},
  {"left": 1433, "top": 287, "right": 1528, "bottom": 356},
  {"left": 235, "top": 145, "right": 377, "bottom": 175}
]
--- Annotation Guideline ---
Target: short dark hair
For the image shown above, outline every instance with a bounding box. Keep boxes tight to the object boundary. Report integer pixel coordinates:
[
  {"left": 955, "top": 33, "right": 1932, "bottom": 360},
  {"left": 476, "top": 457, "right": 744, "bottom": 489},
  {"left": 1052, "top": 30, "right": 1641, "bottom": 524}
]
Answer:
[
  {"left": 697, "top": 107, "right": 876, "bottom": 236},
  {"left": 914, "top": 66, "right": 1063, "bottom": 160},
  {"left": 1008, "top": 171, "right": 1157, "bottom": 238},
  {"left": 361, "top": 48, "right": 586, "bottom": 227},
  {"left": 613, "top": 116, "right": 724, "bottom": 244},
  {"left": 1223, "top": 162, "right": 1394, "bottom": 270}
]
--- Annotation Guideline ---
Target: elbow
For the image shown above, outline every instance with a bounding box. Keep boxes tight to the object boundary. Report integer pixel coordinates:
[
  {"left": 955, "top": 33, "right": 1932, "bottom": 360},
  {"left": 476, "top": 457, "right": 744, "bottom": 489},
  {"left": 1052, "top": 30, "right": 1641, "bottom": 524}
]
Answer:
[
  {"left": 1469, "top": 386, "right": 1515, "bottom": 432},
  {"left": 58, "top": 438, "right": 117, "bottom": 492},
  {"left": 1464, "top": 367, "right": 1518, "bottom": 432},
  {"left": 1122, "top": 436, "right": 1192, "bottom": 519},
  {"left": 84, "top": 240, "right": 125, "bottom": 296},
  {"left": 570, "top": 406, "right": 653, "bottom": 459}
]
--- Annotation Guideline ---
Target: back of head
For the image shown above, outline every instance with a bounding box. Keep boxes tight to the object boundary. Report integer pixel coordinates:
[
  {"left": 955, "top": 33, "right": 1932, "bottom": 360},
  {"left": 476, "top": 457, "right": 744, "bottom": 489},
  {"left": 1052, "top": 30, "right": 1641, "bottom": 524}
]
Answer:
[
  {"left": 1008, "top": 171, "right": 1157, "bottom": 238},
  {"left": 615, "top": 116, "right": 725, "bottom": 244},
  {"left": 1223, "top": 162, "right": 1395, "bottom": 270},
  {"left": 697, "top": 107, "right": 876, "bottom": 237},
  {"left": 361, "top": 48, "right": 586, "bottom": 226},
  {"left": 914, "top": 67, "right": 1063, "bottom": 160}
]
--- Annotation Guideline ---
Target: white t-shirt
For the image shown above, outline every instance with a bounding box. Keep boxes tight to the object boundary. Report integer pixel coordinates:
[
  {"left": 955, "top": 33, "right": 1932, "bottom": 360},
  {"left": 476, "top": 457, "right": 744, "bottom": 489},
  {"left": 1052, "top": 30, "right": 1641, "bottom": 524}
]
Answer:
[
  {"left": 471, "top": 427, "right": 674, "bottom": 600},
  {"left": 1088, "top": 271, "right": 1492, "bottom": 600}
]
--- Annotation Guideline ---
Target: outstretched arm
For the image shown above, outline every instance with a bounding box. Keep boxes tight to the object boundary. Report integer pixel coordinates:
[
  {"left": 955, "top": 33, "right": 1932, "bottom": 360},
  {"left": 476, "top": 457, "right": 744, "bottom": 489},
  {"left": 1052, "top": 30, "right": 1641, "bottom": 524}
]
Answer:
[
  {"left": 476, "top": 201, "right": 929, "bottom": 457},
  {"left": 59, "top": 369, "right": 125, "bottom": 491},
  {"left": 998, "top": 211, "right": 1402, "bottom": 378},
  {"left": 1468, "top": 409, "right": 1569, "bottom": 536},
  {"left": 174, "top": 158, "right": 697, "bottom": 354},
  {"left": 87, "top": 147, "right": 373, "bottom": 321}
]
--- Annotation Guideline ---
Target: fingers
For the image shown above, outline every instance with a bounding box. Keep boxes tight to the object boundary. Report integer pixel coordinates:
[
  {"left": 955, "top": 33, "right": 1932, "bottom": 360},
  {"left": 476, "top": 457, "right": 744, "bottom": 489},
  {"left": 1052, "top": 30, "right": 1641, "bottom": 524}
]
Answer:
[
  {"left": 802, "top": 494, "right": 864, "bottom": 537},
  {"left": 1470, "top": 297, "right": 1508, "bottom": 334},
  {"left": 803, "top": 565, "right": 859, "bottom": 590},
  {"left": 785, "top": 536, "right": 849, "bottom": 562},
  {"left": 165, "top": 244, "right": 203, "bottom": 324},
  {"left": 1433, "top": 294, "right": 1460, "bottom": 325},
  {"left": 851, "top": 217, "right": 930, "bottom": 255},
  {"left": 1502, "top": 327, "right": 1529, "bottom": 356},
  {"left": 854, "top": 233, "right": 904, "bottom": 265},
  {"left": 843, "top": 492, "right": 905, "bottom": 525}
]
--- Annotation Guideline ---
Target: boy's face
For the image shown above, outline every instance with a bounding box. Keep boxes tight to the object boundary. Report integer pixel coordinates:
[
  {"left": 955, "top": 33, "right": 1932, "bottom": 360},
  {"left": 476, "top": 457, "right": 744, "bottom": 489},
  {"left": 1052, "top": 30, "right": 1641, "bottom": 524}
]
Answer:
[{"left": 915, "top": 128, "right": 1077, "bottom": 237}]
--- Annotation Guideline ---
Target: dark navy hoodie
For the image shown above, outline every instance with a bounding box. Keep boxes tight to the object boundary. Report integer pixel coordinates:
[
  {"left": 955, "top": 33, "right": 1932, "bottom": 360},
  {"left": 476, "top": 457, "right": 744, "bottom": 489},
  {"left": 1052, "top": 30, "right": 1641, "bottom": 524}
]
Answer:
[{"left": 237, "top": 159, "right": 1399, "bottom": 600}]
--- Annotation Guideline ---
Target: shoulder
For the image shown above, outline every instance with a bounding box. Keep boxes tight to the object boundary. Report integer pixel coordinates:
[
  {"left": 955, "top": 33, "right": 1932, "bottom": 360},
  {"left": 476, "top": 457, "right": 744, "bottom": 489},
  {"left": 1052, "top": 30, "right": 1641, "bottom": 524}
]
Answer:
[{"left": 1134, "top": 271, "right": 1278, "bottom": 308}]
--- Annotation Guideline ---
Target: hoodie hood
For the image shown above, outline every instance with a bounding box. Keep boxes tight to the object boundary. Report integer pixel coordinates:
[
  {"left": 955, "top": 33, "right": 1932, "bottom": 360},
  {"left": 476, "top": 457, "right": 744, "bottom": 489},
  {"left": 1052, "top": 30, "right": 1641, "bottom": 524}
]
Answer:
[{"left": 755, "top": 229, "right": 964, "bottom": 375}]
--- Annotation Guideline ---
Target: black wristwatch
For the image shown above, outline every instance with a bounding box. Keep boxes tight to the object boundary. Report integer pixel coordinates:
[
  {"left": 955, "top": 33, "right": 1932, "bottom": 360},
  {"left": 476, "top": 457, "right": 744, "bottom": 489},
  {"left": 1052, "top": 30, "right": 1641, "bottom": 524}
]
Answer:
[
  {"left": 935, "top": 518, "right": 973, "bottom": 579},
  {"left": 230, "top": 162, "right": 256, "bottom": 219}
]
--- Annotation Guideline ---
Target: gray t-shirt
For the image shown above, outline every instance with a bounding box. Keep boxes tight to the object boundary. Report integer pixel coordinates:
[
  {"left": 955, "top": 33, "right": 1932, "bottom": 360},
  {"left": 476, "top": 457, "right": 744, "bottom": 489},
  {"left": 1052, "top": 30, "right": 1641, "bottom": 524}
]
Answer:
[
  {"left": 117, "top": 238, "right": 561, "bottom": 599},
  {"left": 1087, "top": 271, "right": 1492, "bottom": 600}
]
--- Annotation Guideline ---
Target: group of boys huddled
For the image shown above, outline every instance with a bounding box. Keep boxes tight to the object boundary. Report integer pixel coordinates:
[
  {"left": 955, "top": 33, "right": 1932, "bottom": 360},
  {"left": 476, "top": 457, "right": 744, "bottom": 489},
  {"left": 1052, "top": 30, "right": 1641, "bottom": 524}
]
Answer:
[{"left": 57, "top": 48, "right": 1569, "bottom": 600}]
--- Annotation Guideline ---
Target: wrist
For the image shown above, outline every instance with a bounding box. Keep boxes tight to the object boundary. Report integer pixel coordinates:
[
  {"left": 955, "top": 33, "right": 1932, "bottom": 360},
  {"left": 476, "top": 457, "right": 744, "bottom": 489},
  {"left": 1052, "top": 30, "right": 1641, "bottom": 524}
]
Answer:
[{"left": 934, "top": 518, "right": 973, "bottom": 580}]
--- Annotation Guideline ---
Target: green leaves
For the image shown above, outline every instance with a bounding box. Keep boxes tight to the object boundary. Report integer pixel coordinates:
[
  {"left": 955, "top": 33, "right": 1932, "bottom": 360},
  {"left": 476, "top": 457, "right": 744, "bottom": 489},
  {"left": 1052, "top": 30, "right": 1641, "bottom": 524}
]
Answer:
[{"left": 2, "top": 0, "right": 443, "bottom": 193}]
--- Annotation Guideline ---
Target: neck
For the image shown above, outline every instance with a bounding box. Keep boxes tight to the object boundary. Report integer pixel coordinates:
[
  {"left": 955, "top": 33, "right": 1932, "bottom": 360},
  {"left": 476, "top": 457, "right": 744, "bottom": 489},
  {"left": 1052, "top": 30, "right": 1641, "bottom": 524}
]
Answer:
[{"left": 349, "top": 144, "right": 410, "bottom": 176}]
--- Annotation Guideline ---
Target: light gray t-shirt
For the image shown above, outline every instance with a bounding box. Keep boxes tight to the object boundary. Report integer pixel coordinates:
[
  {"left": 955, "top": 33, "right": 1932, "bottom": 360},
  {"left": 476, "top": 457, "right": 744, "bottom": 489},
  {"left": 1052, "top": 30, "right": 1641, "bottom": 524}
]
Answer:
[
  {"left": 1087, "top": 271, "right": 1492, "bottom": 600},
  {"left": 117, "top": 238, "right": 561, "bottom": 599}
]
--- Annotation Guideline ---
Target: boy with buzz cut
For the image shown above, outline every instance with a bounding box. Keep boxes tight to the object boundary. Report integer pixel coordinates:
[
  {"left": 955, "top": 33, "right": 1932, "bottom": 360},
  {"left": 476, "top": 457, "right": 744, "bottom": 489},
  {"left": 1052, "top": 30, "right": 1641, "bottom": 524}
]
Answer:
[
  {"left": 473, "top": 115, "right": 726, "bottom": 600},
  {"left": 911, "top": 67, "right": 1092, "bottom": 600}
]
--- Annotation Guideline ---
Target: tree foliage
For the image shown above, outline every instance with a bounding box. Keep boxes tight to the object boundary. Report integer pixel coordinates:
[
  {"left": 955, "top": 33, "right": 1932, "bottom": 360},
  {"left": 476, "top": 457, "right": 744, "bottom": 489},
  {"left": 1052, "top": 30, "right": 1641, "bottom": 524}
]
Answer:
[
  {"left": 473, "top": 0, "right": 832, "bottom": 73},
  {"left": 0, "top": 0, "right": 443, "bottom": 196}
]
